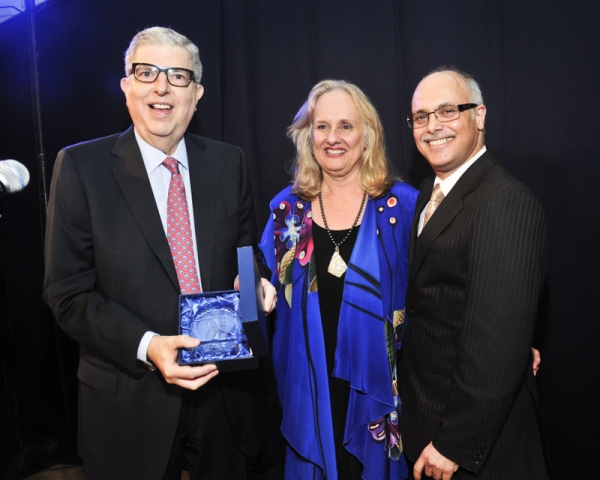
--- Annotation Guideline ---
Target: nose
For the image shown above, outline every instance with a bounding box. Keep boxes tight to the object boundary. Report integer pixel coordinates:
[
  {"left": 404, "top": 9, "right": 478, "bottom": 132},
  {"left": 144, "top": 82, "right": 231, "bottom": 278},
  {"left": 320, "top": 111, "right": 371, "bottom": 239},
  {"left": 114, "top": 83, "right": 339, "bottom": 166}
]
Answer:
[
  {"left": 426, "top": 111, "right": 442, "bottom": 132},
  {"left": 154, "top": 71, "right": 171, "bottom": 94},
  {"left": 326, "top": 128, "right": 340, "bottom": 143}
]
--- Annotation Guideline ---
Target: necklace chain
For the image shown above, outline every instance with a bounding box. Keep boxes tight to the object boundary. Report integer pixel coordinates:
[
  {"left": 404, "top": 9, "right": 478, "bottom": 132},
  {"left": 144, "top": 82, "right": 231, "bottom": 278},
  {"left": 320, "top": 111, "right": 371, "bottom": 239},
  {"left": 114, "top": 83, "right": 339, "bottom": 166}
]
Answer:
[{"left": 318, "top": 190, "right": 367, "bottom": 249}]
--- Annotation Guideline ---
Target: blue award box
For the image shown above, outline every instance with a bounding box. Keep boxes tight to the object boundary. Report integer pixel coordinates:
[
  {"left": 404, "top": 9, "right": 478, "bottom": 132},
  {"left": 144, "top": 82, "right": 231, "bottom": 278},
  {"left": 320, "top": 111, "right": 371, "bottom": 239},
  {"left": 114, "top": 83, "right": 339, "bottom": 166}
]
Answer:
[{"left": 178, "top": 246, "right": 269, "bottom": 371}]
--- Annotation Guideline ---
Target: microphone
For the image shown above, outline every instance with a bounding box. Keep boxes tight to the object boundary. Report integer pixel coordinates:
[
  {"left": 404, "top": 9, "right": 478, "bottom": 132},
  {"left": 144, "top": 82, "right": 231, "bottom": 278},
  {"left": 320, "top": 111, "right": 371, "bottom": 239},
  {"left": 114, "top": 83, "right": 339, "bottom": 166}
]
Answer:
[{"left": 0, "top": 160, "right": 30, "bottom": 195}]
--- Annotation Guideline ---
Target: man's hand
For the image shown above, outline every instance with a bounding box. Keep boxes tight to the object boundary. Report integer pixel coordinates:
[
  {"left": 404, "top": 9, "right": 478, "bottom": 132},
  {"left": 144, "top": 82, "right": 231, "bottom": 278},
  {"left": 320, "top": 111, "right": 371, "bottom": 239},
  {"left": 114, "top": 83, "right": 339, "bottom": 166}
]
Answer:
[
  {"left": 233, "top": 276, "right": 277, "bottom": 314},
  {"left": 531, "top": 347, "right": 541, "bottom": 376},
  {"left": 414, "top": 442, "right": 459, "bottom": 480},
  {"left": 147, "top": 335, "right": 218, "bottom": 390}
]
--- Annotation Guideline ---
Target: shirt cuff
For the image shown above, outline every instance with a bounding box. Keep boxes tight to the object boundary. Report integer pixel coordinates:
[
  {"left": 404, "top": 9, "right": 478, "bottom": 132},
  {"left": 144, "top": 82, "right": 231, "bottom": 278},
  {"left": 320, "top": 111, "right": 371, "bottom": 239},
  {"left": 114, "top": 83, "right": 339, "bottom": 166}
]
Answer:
[{"left": 137, "top": 331, "right": 159, "bottom": 368}]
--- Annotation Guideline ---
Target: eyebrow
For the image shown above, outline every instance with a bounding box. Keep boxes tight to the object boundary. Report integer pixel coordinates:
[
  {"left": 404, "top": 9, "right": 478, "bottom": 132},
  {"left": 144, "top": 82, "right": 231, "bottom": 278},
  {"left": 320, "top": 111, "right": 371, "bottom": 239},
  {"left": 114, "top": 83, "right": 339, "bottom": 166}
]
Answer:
[
  {"left": 313, "top": 117, "right": 356, "bottom": 124},
  {"left": 413, "top": 102, "right": 456, "bottom": 114},
  {"left": 134, "top": 63, "right": 192, "bottom": 70}
]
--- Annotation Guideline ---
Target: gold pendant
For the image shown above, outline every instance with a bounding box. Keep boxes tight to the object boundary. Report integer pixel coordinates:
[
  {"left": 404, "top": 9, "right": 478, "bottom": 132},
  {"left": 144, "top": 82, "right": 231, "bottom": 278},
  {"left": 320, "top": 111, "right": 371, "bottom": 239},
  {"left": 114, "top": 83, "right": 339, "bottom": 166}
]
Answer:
[{"left": 327, "top": 247, "right": 347, "bottom": 277}]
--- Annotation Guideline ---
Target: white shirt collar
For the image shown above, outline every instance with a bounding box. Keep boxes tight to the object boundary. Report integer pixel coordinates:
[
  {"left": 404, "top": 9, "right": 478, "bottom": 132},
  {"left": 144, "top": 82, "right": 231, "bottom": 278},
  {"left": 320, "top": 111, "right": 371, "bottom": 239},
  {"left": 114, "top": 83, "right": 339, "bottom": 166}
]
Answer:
[
  {"left": 434, "top": 145, "right": 487, "bottom": 196},
  {"left": 134, "top": 128, "right": 189, "bottom": 173}
]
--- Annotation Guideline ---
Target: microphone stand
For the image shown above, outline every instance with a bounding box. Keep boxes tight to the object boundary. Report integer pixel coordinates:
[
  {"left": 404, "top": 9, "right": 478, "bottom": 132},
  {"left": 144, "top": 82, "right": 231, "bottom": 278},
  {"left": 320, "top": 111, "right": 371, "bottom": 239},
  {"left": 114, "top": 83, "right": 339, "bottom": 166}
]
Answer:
[
  {"left": 19, "top": 0, "right": 80, "bottom": 475},
  {"left": 25, "top": 0, "right": 48, "bottom": 236}
]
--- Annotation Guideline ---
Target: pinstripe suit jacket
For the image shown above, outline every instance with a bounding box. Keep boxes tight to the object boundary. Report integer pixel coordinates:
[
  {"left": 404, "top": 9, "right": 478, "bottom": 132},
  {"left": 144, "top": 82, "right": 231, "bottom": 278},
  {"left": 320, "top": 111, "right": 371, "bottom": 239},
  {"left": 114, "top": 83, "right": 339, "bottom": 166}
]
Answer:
[{"left": 399, "top": 152, "right": 549, "bottom": 479}]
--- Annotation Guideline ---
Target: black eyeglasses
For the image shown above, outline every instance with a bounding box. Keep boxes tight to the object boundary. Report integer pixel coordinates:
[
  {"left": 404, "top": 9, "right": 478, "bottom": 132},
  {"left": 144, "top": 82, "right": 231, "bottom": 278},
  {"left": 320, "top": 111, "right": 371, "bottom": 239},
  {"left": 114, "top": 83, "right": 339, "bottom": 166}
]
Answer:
[
  {"left": 131, "top": 63, "right": 195, "bottom": 87},
  {"left": 407, "top": 103, "right": 479, "bottom": 129}
]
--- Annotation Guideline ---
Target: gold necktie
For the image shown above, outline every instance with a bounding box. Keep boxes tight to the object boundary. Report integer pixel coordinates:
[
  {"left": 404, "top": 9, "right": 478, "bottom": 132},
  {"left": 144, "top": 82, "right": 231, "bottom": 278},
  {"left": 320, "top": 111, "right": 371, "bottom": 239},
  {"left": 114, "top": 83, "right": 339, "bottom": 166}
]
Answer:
[{"left": 423, "top": 183, "right": 445, "bottom": 227}]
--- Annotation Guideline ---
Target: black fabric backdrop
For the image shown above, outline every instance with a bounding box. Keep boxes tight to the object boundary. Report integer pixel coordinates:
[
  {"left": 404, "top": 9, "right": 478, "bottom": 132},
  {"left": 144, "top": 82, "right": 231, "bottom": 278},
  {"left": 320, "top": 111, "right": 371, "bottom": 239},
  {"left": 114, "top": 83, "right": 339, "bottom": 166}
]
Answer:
[{"left": 1, "top": 0, "right": 598, "bottom": 477}]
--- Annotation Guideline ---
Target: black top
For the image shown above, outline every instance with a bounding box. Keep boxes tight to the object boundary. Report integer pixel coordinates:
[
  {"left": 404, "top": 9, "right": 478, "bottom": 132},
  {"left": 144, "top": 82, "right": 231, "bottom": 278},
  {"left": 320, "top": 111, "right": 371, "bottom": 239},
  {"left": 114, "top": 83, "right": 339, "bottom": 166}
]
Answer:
[{"left": 312, "top": 221, "right": 363, "bottom": 479}]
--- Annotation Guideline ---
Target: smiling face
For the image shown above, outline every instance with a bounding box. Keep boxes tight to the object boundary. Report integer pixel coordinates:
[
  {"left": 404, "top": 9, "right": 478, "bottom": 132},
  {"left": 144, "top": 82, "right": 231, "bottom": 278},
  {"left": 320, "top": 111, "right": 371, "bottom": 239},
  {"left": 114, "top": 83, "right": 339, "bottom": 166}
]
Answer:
[
  {"left": 411, "top": 71, "right": 486, "bottom": 179},
  {"left": 311, "top": 90, "right": 366, "bottom": 183},
  {"left": 120, "top": 44, "right": 204, "bottom": 155}
]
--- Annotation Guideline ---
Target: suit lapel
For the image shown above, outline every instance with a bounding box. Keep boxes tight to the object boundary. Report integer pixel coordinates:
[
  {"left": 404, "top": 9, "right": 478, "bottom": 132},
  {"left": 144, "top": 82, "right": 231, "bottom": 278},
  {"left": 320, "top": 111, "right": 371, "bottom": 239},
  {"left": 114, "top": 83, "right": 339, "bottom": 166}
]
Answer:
[
  {"left": 110, "top": 127, "right": 179, "bottom": 291},
  {"left": 408, "top": 152, "right": 497, "bottom": 287},
  {"left": 186, "top": 133, "right": 216, "bottom": 291}
]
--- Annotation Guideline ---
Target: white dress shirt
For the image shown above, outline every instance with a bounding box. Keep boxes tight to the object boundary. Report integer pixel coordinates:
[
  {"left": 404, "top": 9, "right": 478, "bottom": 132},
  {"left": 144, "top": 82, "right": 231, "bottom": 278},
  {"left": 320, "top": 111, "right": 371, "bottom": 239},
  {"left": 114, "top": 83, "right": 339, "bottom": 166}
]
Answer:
[
  {"left": 134, "top": 129, "right": 203, "bottom": 363},
  {"left": 417, "top": 146, "right": 487, "bottom": 236}
]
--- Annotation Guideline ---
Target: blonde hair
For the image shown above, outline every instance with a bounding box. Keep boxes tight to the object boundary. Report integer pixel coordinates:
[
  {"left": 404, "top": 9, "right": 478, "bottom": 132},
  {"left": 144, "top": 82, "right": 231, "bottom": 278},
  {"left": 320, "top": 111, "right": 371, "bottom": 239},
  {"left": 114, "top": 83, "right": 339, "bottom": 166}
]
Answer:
[{"left": 287, "top": 79, "right": 395, "bottom": 199}]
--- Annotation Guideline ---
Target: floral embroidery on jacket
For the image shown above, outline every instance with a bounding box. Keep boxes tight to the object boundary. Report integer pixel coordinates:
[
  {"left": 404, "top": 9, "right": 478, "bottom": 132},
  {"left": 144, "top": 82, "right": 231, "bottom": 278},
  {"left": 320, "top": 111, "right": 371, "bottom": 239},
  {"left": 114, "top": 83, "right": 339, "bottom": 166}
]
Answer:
[{"left": 271, "top": 199, "right": 315, "bottom": 305}]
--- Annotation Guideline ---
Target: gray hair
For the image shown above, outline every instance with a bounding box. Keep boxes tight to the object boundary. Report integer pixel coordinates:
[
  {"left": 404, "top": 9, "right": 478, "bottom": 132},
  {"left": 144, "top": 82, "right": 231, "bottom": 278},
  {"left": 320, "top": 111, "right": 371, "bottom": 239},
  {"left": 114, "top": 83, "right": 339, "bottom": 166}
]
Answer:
[
  {"left": 124, "top": 27, "right": 203, "bottom": 84},
  {"left": 427, "top": 66, "right": 484, "bottom": 105}
]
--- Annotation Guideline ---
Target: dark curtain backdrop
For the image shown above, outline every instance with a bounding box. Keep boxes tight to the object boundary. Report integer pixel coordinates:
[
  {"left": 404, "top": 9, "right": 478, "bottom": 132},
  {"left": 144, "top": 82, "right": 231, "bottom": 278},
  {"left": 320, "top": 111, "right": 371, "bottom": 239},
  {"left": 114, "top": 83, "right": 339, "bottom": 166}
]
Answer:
[{"left": 1, "top": 0, "right": 598, "bottom": 477}]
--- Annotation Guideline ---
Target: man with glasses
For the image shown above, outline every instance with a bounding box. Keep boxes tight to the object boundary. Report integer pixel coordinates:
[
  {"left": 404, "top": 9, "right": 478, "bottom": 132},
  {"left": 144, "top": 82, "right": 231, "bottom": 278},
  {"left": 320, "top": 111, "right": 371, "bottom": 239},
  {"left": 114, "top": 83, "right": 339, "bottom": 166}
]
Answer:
[
  {"left": 399, "top": 67, "right": 549, "bottom": 480},
  {"left": 43, "top": 27, "right": 277, "bottom": 480}
]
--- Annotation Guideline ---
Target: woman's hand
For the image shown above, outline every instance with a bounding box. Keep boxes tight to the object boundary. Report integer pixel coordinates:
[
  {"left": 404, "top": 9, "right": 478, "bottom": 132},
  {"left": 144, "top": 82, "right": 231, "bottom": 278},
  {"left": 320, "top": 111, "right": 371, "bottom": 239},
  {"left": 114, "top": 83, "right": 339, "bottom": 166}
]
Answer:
[
  {"left": 234, "top": 275, "right": 277, "bottom": 313},
  {"left": 261, "top": 278, "right": 277, "bottom": 313},
  {"left": 532, "top": 347, "right": 541, "bottom": 376}
]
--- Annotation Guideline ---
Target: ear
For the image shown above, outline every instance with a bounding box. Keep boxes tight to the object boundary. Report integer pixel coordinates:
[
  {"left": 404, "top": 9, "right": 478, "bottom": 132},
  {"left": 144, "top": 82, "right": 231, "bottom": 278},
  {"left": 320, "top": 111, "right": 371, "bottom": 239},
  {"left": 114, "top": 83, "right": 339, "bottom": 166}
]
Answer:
[
  {"left": 475, "top": 104, "right": 487, "bottom": 130},
  {"left": 195, "top": 84, "right": 205, "bottom": 103},
  {"left": 120, "top": 77, "right": 129, "bottom": 95}
]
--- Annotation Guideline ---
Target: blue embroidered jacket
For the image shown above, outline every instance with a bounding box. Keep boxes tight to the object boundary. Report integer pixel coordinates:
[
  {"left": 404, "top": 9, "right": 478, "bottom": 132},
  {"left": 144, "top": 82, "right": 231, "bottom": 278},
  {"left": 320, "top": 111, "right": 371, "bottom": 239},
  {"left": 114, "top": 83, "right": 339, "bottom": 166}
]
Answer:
[{"left": 260, "top": 182, "right": 417, "bottom": 480}]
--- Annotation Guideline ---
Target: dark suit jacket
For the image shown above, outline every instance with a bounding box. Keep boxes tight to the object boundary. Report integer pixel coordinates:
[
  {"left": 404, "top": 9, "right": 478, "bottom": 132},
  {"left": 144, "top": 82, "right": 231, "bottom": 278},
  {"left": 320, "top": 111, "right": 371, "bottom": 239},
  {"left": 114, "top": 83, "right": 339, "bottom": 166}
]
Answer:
[
  {"left": 399, "top": 152, "right": 549, "bottom": 479},
  {"left": 43, "top": 127, "right": 268, "bottom": 479}
]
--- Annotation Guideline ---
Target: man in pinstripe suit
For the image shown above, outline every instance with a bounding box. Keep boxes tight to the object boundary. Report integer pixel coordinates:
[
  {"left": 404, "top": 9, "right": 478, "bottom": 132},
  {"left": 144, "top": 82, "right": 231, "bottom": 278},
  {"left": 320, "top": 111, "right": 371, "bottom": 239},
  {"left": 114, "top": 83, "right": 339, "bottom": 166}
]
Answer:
[{"left": 399, "top": 67, "right": 549, "bottom": 480}]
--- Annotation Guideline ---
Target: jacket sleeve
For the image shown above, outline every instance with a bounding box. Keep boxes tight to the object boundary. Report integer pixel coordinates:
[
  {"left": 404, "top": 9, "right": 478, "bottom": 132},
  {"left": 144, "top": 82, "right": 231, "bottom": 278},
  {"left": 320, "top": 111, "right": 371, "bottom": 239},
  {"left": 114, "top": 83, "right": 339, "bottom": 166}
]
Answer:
[
  {"left": 432, "top": 185, "right": 547, "bottom": 472},
  {"left": 43, "top": 148, "right": 154, "bottom": 373}
]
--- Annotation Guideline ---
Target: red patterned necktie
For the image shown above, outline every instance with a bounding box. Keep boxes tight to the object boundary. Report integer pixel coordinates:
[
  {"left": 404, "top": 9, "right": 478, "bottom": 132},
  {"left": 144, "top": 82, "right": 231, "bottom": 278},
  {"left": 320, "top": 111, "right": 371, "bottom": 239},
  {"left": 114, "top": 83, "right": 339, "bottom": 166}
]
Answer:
[{"left": 163, "top": 157, "right": 201, "bottom": 294}]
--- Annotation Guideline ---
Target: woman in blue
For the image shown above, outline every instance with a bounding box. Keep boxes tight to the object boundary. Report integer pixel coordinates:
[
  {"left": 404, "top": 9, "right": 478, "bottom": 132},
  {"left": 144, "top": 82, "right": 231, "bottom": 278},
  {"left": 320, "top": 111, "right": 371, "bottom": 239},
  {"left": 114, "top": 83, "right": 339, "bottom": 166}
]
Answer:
[{"left": 260, "top": 79, "right": 418, "bottom": 480}]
